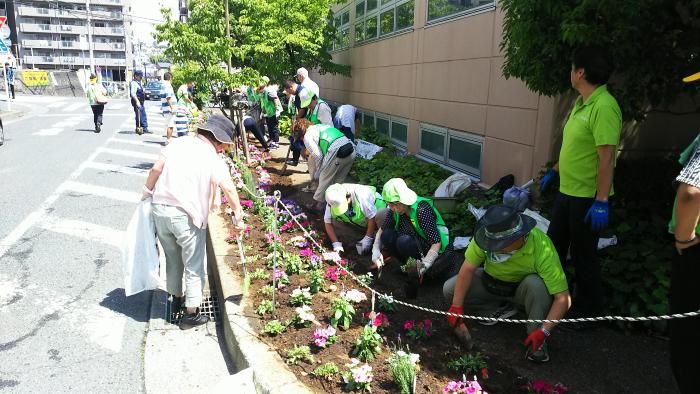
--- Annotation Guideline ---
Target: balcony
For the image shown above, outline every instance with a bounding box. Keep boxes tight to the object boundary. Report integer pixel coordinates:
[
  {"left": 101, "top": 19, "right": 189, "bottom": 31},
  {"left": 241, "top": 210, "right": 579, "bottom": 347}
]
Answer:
[
  {"left": 23, "top": 55, "right": 59, "bottom": 65},
  {"left": 20, "top": 23, "right": 59, "bottom": 33},
  {"left": 90, "top": 0, "right": 124, "bottom": 5},
  {"left": 55, "top": 9, "right": 84, "bottom": 19},
  {"left": 17, "top": 6, "right": 56, "bottom": 18},
  {"left": 93, "top": 42, "right": 126, "bottom": 51},
  {"left": 91, "top": 26, "right": 125, "bottom": 36},
  {"left": 91, "top": 10, "right": 124, "bottom": 20},
  {"left": 22, "top": 39, "right": 59, "bottom": 49},
  {"left": 57, "top": 24, "right": 89, "bottom": 35}
]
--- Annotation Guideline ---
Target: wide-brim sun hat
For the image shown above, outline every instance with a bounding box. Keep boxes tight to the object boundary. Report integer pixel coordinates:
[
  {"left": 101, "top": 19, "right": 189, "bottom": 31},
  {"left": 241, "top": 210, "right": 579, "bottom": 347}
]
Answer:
[
  {"left": 325, "top": 184, "right": 349, "bottom": 216},
  {"left": 198, "top": 114, "right": 235, "bottom": 144},
  {"left": 473, "top": 204, "right": 537, "bottom": 252},
  {"left": 381, "top": 178, "right": 418, "bottom": 206}
]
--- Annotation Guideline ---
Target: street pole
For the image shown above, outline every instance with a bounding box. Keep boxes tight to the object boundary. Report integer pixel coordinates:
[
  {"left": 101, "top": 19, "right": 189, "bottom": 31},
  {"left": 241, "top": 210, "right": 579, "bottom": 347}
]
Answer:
[{"left": 86, "top": 0, "right": 95, "bottom": 72}]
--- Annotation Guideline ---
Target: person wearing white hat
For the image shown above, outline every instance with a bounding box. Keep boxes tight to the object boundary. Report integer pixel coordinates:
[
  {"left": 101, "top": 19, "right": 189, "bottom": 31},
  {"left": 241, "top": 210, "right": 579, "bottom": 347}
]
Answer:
[
  {"left": 300, "top": 90, "right": 333, "bottom": 128},
  {"left": 324, "top": 183, "right": 390, "bottom": 254},
  {"left": 370, "top": 179, "right": 460, "bottom": 288},
  {"left": 296, "top": 67, "right": 320, "bottom": 98}
]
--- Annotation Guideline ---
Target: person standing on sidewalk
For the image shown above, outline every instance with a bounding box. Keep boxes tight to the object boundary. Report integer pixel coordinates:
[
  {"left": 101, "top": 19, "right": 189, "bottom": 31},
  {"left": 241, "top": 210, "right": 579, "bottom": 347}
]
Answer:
[
  {"left": 4, "top": 63, "right": 15, "bottom": 100},
  {"left": 142, "top": 114, "right": 244, "bottom": 330},
  {"left": 296, "top": 67, "right": 320, "bottom": 98},
  {"left": 260, "top": 78, "right": 282, "bottom": 149},
  {"left": 667, "top": 71, "right": 700, "bottom": 393},
  {"left": 540, "top": 46, "right": 621, "bottom": 322},
  {"left": 130, "top": 70, "right": 148, "bottom": 135},
  {"left": 86, "top": 74, "right": 108, "bottom": 133}
]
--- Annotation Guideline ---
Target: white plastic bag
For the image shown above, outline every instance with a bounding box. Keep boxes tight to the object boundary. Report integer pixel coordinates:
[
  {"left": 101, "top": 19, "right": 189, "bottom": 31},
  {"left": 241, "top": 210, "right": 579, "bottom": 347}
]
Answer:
[
  {"left": 434, "top": 174, "right": 472, "bottom": 198},
  {"left": 355, "top": 139, "right": 383, "bottom": 160},
  {"left": 121, "top": 199, "right": 163, "bottom": 296}
]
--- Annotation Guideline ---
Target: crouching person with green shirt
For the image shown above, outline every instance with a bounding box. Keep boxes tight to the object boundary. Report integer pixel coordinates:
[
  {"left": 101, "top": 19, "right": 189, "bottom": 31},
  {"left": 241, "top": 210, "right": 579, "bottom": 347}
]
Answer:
[
  {"left": 324, "top": 183, "right": 390, "bottom": 255},
  {"left": 443, "top": 205, "right": 571, "bottom": 363}
]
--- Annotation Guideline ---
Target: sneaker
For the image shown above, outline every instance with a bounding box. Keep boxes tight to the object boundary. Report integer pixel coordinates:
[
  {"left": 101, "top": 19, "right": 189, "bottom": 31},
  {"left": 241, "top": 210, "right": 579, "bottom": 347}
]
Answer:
[
  {"left": 179, "top": 309, "right": 209, "bottom": 330},
  {"left": 269, "top": 142, "right": 279, "bottom": 149},
  {"left": 169, "top": 295, "right": 183, "bottom": 321},
  {"left": 286, "top": 159, "right": 298, "bottom": 167},
  {"left": 479, "top": 303, "right": 518, "bottom": 326},
  {"left": 526, "top": 342, "right": 550, "bottom": 363},
  {"left": 95, "top": 124, "right": 101, "bottom": 133},
  {"left": 301, "top": 185, "right": 316, "bottom": 193}
]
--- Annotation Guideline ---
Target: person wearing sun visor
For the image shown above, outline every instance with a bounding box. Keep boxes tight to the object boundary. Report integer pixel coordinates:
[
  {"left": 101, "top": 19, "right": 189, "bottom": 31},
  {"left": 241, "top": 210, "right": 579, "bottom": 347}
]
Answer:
[
  {"left": 443, "top": 205, "right": 571, "bottom": 364},
  {"left": 324, "top": 183, "right": 390, "bottom": 254}
]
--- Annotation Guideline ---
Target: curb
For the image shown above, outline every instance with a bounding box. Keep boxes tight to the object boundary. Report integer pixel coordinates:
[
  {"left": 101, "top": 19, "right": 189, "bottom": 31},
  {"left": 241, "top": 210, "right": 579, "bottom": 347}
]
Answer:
[
  {"left": 0, "top": 103, "right": 31, "bottom": 122},
  {"left": 206, "top": 211, "right": 312, "bottom": 394}
]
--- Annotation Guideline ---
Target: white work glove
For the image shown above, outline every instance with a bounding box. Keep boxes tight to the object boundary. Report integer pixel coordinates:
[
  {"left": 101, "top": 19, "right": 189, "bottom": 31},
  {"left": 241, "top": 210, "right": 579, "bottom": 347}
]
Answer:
[
  {"left": 418, "top": 249, "right": 439, "bottom": 276},
  {"left": 332, "top": 242, "right": 344, "bottom": 253},
  {"left": 357, "top": 235, "right": 374, "bottom": 255},
  {"left": 371, "top": 232, "right": 383, "bottom": 268}
]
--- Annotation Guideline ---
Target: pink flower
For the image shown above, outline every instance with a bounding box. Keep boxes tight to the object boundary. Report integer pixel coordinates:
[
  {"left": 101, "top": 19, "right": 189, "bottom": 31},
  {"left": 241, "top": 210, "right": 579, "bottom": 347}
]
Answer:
[
  {"left": 273, "top": 269, "right": 285, "bottom": 280},
  {"left": 299, "top": 248, "right": 314, "bottom": 258},
  {"left": 221, "top": 195, "right": 229, "bottom": 204},
  {"left": 531, "top": 380, "right": 553, "bottom": 393},
  {"left": 403, "top": 321, "right": 413, "bottom": 330},
  {"left": 553, "top": 383, "right": 568, "bottom": 394}
]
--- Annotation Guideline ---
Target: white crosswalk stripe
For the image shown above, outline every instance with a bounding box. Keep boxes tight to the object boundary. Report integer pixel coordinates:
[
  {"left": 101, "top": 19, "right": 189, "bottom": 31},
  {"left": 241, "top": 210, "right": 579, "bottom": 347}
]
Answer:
[
  {"left": 63, "top": 102, "right": 84, "bottom": 112},
  {"left": 58, "top": 180, "right": 141, "bottom": 203},
  {"left": 38, "top": 215, "right": 126, "bottom": 248},
  {"left": 33, "top": 128, "right": 64, "bottom": 136},
  {"left": 83, "top": 161, "right": 149, "bottom": 177},
  {"left": 96, "top": 147, "right": 159, "bottom": 160},
  {"left": 108, "top": 137, "right": 163, "bottom": 149}
]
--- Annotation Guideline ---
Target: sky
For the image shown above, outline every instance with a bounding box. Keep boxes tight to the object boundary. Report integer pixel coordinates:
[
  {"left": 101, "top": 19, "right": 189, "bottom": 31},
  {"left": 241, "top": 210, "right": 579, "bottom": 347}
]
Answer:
[{"left": 129, "top": 0, "right": 179, "bottom": 45}]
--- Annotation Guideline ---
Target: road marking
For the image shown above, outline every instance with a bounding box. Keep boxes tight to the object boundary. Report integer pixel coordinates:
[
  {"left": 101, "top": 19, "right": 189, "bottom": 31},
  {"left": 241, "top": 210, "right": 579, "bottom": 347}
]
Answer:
[
  {"left": 108, "top": 137, "right": 163, "bottom": 149},
  {"left": 63, "top": 102, "right": 84, "bottom": 112},
  {"left": 33, "top": 128, "right": 64, "bottom": 136},
  {"left": 96, "top": 147, "right": 159, "bottom": 161},
  {"left": 59, "top": 181, "right": 141, "bottom": 203},
  {"left": 36, "top": 113, "right": 127, "bottom": 118},
  {"left": 83, "top": 161, "right": 149, "bottom": 177},
  {"left": 109, "top": 103, "right": 125, "bottom": 110},
  {"left": 38, "top": 215, "right": 126, "bottom": 248},
  {"left": 46, "top": 102, "right": 66, "bottom": 109}
]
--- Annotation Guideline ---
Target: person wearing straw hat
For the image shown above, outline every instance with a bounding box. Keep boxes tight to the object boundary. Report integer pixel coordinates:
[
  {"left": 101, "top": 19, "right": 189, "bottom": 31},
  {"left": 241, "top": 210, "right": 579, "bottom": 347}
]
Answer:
[
  {"left": 443, "top": 205, "right": 571, "bottom": 363},
  {"left": 667, "top": 71, "right": 700, "bottom": 393},
  {"left": 143, "top": 114, "right": 244, "bottom": 330},
  {"left": 371, "top": 179, "right": 461, "bottom": 285},
  {"left": 324, "top": 183, "right": 390, "bottom": 254}
]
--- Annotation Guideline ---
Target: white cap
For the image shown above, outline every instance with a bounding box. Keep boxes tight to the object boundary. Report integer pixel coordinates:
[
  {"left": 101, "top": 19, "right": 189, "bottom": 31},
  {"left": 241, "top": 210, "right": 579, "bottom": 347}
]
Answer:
[
  {"left": 296, "top": 67, "right": 308, "bottom": 78},
  {"left": 261, "top": 76, "right": 270, "bottom": 84}
]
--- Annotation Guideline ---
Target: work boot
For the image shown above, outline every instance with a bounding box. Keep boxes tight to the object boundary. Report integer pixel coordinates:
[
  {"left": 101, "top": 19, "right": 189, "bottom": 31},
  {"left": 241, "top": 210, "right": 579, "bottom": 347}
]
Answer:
[
  {"left": 95, "top": 123, "right": 101, "bottom": 133},
  {"left": 179, "top": 309, "right": 209, "bottom": 330}
]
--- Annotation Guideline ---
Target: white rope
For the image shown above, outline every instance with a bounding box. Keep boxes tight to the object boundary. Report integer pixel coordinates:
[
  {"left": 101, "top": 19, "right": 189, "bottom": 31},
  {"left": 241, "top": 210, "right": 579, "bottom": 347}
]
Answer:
[{"left": 229, "top": 158, "right": 700, "bottom": 324}]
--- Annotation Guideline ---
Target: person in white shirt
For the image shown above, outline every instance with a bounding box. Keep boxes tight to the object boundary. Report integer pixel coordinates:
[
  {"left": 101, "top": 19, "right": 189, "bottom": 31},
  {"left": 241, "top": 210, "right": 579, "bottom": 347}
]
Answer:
[
  {"left": 143, "top": 114, "right": 243, "bottom": 330},
  {"left": 296, "top": 67, "right": 320, "bottom": 98},
  {"left": 295, "top": 118, "right": 356, "bottom": 211},
  {"left": 333, "top": 104, "right": 359, "bottom": 143},
  {"left": 324, "top": 183, "right": 390, "bottom": 254}
]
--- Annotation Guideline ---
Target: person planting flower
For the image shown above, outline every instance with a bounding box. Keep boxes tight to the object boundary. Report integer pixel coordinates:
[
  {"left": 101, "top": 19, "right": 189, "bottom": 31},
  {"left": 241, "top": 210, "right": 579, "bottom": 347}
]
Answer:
[
  {"left": 324, "top": 183, "right": 390, "bottom": 255},
  {"left": 370, "top": 178, "right": 462, "bottom": 296},
  {"left": 293, "top": 118, "right": 356, "bottom": 213},
  {"left": 443, "top": 205, "right": 571, "bottom": 363}
]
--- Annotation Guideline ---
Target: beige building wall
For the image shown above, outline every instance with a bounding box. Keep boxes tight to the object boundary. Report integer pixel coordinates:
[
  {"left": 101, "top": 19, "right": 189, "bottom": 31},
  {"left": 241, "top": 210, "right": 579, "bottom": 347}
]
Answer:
[{"left": 311, "top": 1, "right": 559, "bottom": 186}]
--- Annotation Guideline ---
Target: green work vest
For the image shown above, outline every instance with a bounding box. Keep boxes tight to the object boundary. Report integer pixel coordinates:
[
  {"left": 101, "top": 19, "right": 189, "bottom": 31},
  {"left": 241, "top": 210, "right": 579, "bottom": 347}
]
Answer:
[
  {"left": 393, "top": 197, "right": 449, "bottom": 253},
  {"left": 305, "top": 98, "right": 327, "bottom": 124},
  {"left": 260, "top": 91, "right": 276, "bottom": 117},
  {"left": 333, "top": 186, "right": 388, "bottom": 227},
  {"left": 318, "top": 125, "right": 345, "bottom": 156}
]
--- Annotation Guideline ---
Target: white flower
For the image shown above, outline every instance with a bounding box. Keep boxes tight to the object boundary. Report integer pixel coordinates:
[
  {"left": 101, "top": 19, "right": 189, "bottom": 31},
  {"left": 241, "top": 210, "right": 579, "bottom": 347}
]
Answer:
[
  {"left": 341, "top": 289, "right": 367, "bottom": 303},
  {"left": 295, "top": 305, "right": 315, "bottom": 322}
]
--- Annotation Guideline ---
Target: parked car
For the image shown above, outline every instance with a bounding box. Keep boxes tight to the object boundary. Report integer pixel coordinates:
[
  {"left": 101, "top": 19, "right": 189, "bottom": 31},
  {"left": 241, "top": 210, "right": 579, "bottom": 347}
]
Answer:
[{"left": 144, "top": 81, "right": 164, "bottom": 101}]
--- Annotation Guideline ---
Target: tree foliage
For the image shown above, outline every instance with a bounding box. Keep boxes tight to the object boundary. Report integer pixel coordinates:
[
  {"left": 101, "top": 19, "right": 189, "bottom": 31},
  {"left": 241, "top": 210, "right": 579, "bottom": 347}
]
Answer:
[{"left": 500, "top": 0, "right": 700, "bottom": 120}]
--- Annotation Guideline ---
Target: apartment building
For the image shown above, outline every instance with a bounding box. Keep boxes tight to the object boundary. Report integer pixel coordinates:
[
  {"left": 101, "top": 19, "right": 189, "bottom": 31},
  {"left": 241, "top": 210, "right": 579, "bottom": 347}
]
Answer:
[
  {"left": 178, "top": 0, "right": 187, "bottom": 22},
  {"left": 314, "top": 0, "right": 561, "bottom": 186},
  {"left": 15, "top": 0, "right": 132, "bottom": 81}
]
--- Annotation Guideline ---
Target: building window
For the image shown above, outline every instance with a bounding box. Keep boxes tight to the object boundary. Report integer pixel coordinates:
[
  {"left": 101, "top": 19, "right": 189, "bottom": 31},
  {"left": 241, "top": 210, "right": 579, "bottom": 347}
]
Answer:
[
  {"left": 332, "top": 6, "right": 351, "bottom": 51},
  {"left": 379, "top": 8, "right": 394, "bottom": 36},
  {"left": 396, "top": 1, "right": 414, "bottom": 30},
  {"left": 427, "top": 0, "right": 496, "bottom": 23},
  {"left": 355, "top": 0, "right": 413, "bottom": 44},
  {"left": 356, "top": 0, "right": 365, "bottom": 17},
  {"left": 365, "top": 15, "right": 378, "bottom": 40},
  {"left": 390, "top": 118, "right": 408, "bottom": 145},
  {"left": 354, "top": 20, "right": 365, "bottom": 42},
  {"left": 376, "top": 115, "right": 390, "bottom": 136},
  {"left": 363, "top": 111, "right": 375, "bottom": 128},
  {"left": 419, "top": 123, "right": 483, "bottom": 176}
]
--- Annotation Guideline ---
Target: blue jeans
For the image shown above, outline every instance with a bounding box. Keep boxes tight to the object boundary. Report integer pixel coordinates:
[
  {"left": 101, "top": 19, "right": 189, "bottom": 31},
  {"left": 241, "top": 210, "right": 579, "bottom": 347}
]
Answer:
[{"left": 132, "top": 101, "right": 148, "bottom": 130}]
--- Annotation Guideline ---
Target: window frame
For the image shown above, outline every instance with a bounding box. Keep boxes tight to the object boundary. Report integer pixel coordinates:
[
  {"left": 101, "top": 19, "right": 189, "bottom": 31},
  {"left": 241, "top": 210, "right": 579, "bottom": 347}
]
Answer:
[
  {"left": 389, "top": 117, "right": 408, "bottom": 147},
  {"left": 419, "top": 123, "right": 447, "bottom": 162},
  {"left": 418, "top": 123, "right": 483, "bottom": 177},
  {"left": 332, "top": 5, "right": 352, "bottom": 52},
  {"left": 374, "top": 113, "right": 391, "bottom": 136},
  {"left": 425, "top": 0, "right": 497, "bottom": 26},
  {"left": 354, "top": 0, "right": 413, "bottom": 45}
]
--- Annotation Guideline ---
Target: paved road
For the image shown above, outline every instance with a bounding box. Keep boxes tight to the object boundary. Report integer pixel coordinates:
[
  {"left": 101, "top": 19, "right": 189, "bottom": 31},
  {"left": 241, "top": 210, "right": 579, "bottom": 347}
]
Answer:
[{"left": 0, "top": 97, "right": 169, "bottom": 392}]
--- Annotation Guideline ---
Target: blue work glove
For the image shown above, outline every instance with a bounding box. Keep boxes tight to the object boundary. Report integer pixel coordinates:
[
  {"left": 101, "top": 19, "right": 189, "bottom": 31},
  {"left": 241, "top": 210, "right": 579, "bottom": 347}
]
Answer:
[
  {"left": 585, "top": 200, "right": 609, "bottom": 231},
  {"left": 539, "top": 169, "right": 558, "bottom": 192}
]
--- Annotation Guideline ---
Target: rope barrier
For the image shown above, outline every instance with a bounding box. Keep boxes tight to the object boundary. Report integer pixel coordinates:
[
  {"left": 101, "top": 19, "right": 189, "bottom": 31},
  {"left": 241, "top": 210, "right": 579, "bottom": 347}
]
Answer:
[{"left": 229, "top": 157, "right": 700, "bottom": 325}]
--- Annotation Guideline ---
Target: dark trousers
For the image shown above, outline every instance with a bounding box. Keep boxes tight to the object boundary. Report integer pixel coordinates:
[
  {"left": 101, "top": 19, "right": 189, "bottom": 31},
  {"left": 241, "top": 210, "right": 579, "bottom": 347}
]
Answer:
[
  {"left": 290, "top": 136, "right": 305, "bottom": 162},
  {"left": 91, "top": 104, "right": 104, "bottom": 126},
  {"left": 9, "top": 83, "right": 15, "bottom": 99},
  {"left": 669, "top": 242, "right": 700, "bottom": 393},
  {"left": 264, "top": 116, "right": 280, "bottom": 143},
  {"left": 339, "top": 126, "right": 355, "bottom": 143},
  {"left": 242, "top": 117, "right": 269, "bottom": 150},
  {"left": 547, "top": 192, "right": 603, "bottom": 315},
  {"left": 132, "top": 99, "right": 148, "bottom": 130},
  {"left": 381, "top": 228, "right": 422, "bottom": 264}
]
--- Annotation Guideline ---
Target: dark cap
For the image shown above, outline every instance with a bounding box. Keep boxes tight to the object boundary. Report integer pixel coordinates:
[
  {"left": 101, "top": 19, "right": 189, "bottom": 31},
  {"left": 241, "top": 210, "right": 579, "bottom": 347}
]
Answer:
[
  {"left": 134, "top": 70, "right": 143, "bottom": 77},
  {"left": 198, "top": 114, "right": 235, "bottom": 144},
  {"left": 473, "top": 205, "right": 537, "bottom": 252}
]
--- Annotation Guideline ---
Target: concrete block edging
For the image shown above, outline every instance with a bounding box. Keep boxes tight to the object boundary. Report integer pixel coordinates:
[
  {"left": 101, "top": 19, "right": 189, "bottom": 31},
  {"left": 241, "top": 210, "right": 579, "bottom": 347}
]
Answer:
[{"left": 207, "top": 211, "right": 312, "bottom": 394}]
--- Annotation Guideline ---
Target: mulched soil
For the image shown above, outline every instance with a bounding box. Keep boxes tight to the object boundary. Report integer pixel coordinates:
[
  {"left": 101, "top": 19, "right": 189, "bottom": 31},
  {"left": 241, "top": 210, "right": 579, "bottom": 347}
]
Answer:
[{"left": 223, "top": 139, "right": 678, "bottom": 394}]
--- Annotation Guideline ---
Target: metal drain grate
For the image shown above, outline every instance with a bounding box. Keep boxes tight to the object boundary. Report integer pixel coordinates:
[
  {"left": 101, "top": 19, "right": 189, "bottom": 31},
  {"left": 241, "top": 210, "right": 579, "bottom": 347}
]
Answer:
[{"left": 166, "top": 291, "right": 221, "bottom": 325}]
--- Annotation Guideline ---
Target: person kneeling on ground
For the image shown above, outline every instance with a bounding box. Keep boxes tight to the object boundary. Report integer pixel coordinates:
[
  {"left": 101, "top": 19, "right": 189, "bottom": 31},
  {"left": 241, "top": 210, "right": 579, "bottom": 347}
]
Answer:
[
  {"left": 324, "top": 183, "right": 390, "bottom": 254},
  {"left": 235, "top": 113, "right": 270, "bottom": 152},
  {"left": 294, "top": 119, "right": 356, "bottom": 212},
  {"left": 443, "top": 205, "right": 571, "bottom": 363},
  {"left": 143, "top": 114, "right": 244, "bottom": 330},
  {"left": 371, "top": 178, "right": 461, "bottom": 294}
]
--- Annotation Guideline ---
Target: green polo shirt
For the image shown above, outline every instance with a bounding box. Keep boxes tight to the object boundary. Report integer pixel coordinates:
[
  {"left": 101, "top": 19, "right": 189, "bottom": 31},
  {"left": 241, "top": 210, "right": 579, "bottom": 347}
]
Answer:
[
  {"left": 559, "top": 85, "right": 622, "bottom": 198},
  {"left": 465, "top": 228, "right": 568, "bottom": 295}
]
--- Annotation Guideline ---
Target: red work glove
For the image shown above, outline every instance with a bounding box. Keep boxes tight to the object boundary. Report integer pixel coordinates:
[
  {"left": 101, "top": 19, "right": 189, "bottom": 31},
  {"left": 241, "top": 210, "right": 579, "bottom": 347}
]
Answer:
[
  {"left": 523, "top": 328, "right": 547, "bottom": 352},
  {"left": 447, "top": 305, "right": 464, "bottom": 327}
]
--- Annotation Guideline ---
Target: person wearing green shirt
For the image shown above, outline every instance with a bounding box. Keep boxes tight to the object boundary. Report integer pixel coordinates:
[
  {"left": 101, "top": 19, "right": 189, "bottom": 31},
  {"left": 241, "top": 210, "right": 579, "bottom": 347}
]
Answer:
[
  {"left": 540, "top": 46, "right": 621, "bottom": 321},
  {"left": 666, "top": 72, "right": 700, "bottom": 394},
  {"left": 443, "top": 205, "right": 571, "bottom": 363}
]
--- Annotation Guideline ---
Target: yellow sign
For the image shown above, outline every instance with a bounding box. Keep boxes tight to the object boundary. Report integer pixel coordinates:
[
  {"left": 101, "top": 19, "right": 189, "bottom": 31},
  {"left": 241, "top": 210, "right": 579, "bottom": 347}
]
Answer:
[{"left": 22, "top": 70, "right": 49, "bottom": 87}]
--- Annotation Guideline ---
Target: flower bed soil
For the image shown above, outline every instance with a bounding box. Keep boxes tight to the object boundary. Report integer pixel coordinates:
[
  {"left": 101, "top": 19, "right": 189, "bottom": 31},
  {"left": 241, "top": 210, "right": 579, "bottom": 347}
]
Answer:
[{"left": 221, "top": 141, "right": 678, "bottom": 394}]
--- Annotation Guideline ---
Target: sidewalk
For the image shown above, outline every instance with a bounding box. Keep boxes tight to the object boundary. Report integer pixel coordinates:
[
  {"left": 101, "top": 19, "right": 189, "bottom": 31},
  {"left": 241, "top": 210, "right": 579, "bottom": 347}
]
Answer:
[{"left": 0, "top": 99, "right": 31, "bottom": 121}]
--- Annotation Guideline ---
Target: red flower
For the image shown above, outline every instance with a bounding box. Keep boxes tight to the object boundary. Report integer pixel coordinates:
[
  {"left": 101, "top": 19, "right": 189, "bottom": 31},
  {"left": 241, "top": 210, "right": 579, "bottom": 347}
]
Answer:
[{"left": 481, "top": 367, "right": 489, "bottom": 380}]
